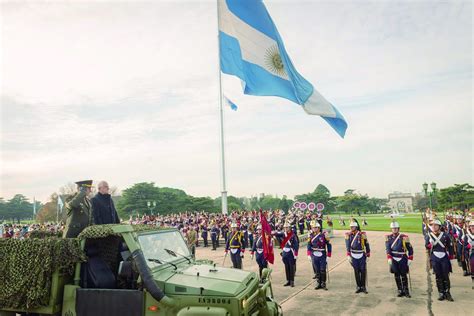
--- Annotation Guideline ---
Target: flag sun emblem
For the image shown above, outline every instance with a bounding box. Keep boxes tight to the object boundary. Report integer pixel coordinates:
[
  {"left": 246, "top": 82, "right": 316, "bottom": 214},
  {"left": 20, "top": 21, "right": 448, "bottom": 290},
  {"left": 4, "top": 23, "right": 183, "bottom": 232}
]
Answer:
[{"left": 264, "top": 45, "right": 286, "bottom": 77}]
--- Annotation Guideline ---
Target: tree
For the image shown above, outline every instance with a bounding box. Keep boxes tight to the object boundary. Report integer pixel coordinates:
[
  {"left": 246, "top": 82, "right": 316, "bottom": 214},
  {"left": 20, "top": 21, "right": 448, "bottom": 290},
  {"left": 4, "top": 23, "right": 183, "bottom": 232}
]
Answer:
[
  {"left": 0, "top": 194, "right": 33, "bottom": 222},
  {"left": 36, "top": 194, "right": 60, "bottom": 223},
  {"left": 437, "top": 183, "right": 474, "bottom": 210}
]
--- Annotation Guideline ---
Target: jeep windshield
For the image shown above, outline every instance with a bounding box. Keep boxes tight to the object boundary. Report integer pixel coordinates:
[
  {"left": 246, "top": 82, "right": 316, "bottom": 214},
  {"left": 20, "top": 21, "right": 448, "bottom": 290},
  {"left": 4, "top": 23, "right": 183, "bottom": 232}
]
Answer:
[{"left": 138, "top": 230, "right": 191, "bottom": 268}]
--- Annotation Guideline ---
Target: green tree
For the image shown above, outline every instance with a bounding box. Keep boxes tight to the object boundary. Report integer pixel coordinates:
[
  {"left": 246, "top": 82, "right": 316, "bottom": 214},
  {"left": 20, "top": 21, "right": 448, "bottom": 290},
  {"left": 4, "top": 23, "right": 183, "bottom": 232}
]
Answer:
[
  {"left": 0, "top": 194, "right": 33, "bottom": 222},
  {"left": 437, "top": 183, "right": 474, "bottom": 210}
]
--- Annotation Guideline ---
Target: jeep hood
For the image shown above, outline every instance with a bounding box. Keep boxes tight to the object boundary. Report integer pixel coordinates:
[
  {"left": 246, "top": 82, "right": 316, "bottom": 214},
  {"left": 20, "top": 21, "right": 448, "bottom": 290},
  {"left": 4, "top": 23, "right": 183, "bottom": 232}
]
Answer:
[{"left": 155, "top": 264, "right": 258, "bottom": 297}]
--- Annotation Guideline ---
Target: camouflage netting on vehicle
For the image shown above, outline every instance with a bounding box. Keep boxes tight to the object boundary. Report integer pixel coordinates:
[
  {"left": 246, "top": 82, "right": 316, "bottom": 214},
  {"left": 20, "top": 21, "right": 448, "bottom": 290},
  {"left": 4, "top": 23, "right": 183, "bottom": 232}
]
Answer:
[
  {"left": 28, "top": 230, "right": 63, "bottom": 239},
  {"left": 0, "top": 238, "right": 86, "bottom": 309},
  {"left": 77, "top": 224, "right": 159, "bottom": 239}
]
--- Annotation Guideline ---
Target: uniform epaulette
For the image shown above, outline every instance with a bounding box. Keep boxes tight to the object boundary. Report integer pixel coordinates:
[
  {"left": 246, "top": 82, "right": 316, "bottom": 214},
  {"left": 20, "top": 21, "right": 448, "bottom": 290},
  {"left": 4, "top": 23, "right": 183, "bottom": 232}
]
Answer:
[
  {"left": 360, "top": 231, "right": 366, "bottom": 235},
  {"left": 402, "top": 235, "right": 410, "bottom": 242}
]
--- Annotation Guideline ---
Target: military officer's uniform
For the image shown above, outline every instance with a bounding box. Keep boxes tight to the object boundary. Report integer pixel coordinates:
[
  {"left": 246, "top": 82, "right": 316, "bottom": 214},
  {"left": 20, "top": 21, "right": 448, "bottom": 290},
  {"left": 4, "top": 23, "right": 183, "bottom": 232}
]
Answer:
[
  {"left": 201, "top": 223, "right": 209, "bottom": 247},
  {"left": 464, "top": 220, "right": 474, "bottom": 284},
  {"left": 211, "top": 224, "right": 219, "bottom": 250},
  {"left": 251, "top": 225, "right": 270, "bottom": 280},
  {"left": 275, "top": 223, "right": 299, "bottom": 287},
  {"left": 345, "top": 220, "right": 370, "bottom": 293},
  {"left": 306, "top": 221, "right": 332, "bottom": 290},
  {"left": 385, "top": 221, "right": 414, "bottom": 297},
  {"left": 452, "top": 216, "right": 469, "bottom": 276},
  {"left": 63, "top": 180, "right": 93, "bottom": 238},
  {"left": 225, "top": 223, "right": 246, "bottom": 269},
  {"left": 425, "top": 219, "right": 455, "bottom": 301},
  {"left": 186, "top": 227, "right": 197, "bottom": 257}
]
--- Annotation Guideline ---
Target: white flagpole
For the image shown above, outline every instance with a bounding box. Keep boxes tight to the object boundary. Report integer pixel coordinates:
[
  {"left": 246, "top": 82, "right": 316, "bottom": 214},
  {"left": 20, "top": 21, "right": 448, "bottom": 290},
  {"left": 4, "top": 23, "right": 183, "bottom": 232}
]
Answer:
[{"left": 217, "top": 0, "right": 228, "bottom": 215}]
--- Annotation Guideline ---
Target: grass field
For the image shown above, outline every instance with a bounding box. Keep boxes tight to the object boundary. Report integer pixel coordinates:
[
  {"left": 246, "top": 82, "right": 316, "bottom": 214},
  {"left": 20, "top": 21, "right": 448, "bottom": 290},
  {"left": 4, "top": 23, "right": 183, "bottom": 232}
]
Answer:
[{"left": 328, "top": 213, "right": 423, "bottom": 233}]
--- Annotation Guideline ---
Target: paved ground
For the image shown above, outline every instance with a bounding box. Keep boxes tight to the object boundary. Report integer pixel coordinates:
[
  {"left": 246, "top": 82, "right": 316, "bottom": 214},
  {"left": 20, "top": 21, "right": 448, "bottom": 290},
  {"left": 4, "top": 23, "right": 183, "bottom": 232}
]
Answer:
[{"left": 195, "top": 230, "right": 472, "bottom": 315}]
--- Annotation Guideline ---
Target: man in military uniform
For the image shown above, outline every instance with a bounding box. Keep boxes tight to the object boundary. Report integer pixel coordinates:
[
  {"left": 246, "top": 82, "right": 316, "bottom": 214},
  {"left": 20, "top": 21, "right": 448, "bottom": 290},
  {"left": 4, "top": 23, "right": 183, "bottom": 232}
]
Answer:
[
  {"left": 425, "top": 219, "right": 455, "bottom": 301},
  {"left": 385, "top": 221, "right": 414, "bottom": 298},
  {"left": 211, "top": 222, "right": 219, "bottom": 250},
  {"left": 464, "top": 220, "right": 474, "bottom": 286},
  {"left": 345, "top": 219, "right": 370, "bottom": 294},
  {"left": 201, "top": 221, "right": 209, "bottom": 247},
  {"left": 186, "top": 225, "right": 197, "bottom": 258},
  {"left": 225, "top": 222, "right": 246, "bottom": 269},
  {"left": 307, "top": 221, "right": 332, "bottom": 290},
  {"left": 251, "top": 225, "right": 271, "bottom": 281},
  {"left": 63, "top": 180, "right": 94, "bottom": 238},
  {"left": 452, "top": 214, "right": 469, "bottom": 276},
  {"left": 275, "top": 222, "right": 299, "bottom": 287}
]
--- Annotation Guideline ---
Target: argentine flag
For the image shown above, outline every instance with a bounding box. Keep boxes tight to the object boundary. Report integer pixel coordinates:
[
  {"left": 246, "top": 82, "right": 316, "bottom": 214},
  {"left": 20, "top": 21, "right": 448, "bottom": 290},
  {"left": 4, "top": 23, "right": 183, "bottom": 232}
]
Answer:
[{"left": 218, "top": 0, "right": 347, "bottom": 138}]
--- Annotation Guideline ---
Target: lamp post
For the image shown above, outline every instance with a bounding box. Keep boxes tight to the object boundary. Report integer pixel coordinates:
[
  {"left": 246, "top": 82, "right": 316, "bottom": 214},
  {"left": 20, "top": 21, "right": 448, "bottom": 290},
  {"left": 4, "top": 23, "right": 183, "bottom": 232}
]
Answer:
[
  {"left": 422, "top": 182, "right": 437, "bottom": 210},
  {"left": 147, "top": 201, "right": 157, "bottom": 215}
]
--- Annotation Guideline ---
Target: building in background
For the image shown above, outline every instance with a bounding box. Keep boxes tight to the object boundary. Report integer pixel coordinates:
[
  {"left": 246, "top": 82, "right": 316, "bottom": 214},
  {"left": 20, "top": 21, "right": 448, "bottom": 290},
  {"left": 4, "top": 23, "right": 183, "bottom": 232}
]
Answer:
[{"left": 387, "top": 192, "right": 414, "bottom": 213}]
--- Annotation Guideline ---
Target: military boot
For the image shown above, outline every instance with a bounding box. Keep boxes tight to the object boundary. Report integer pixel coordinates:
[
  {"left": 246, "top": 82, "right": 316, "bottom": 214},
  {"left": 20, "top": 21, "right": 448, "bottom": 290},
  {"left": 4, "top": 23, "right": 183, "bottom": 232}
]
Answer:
[
  {"left": 436, "top": 277, "right": 445, "bottom": 301},
  {"left": 354, "top": 270, "right": 362, "bottom": 293},
  {"left": 320, "top": 271, "right": 328, "bottom": 290},
  {"left": 401, "top": 274, "right": 410, "bottom": 298},
  {"left": 444, "top": 279, "right": 454, "bottom": 301},
  {"left": 360, "top": 270, "right": 368, "bottom": 294},
  {"left": 314, "top": 273, "right": 322, "bottom": 290},
  {"left": 395, "top": 275, "right": 403, "bottom": 297}
]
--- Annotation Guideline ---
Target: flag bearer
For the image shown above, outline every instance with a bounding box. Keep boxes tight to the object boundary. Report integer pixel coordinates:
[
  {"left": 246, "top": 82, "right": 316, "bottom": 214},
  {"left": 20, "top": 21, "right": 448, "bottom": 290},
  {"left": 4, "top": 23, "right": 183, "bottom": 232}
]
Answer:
[
  {"left": 251, "top": 225, "right": 270, "bottom": 280},
  {"left": 275, "top": 222, "right": 299, "bottom": 287}
]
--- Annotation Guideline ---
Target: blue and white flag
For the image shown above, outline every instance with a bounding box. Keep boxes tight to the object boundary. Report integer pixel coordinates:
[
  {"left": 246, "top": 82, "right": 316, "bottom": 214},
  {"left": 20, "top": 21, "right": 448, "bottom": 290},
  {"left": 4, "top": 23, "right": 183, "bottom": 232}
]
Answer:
[
  {"left": 224, "top": 96, "right": 238, "bottom": 111},
  {"left": 218, "top": 0, "right": 347, "bottom": 137}
]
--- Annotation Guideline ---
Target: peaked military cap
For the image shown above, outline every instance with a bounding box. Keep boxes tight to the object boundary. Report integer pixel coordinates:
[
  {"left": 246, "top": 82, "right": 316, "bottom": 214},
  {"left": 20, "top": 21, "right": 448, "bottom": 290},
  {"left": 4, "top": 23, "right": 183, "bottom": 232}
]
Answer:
[{"left": 75, "top": 180, "right": 93, "bottom": 187}]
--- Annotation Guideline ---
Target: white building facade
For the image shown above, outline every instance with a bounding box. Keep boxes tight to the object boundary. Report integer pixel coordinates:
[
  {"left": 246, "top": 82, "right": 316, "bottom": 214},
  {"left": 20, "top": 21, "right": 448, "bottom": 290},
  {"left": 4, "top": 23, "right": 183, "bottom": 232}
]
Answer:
[{"left": 388, "top": 192, "right": 414, "bottom": 213}]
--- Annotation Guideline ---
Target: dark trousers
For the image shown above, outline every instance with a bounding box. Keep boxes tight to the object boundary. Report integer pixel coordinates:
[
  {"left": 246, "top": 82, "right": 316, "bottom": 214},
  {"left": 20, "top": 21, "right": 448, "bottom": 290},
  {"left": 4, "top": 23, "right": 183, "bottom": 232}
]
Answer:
[
  {"left": 284, "top": 262, "right": 295, "bottom": 282},
  {"left": 211, "top": 237, "right": 218, "bottom": 250},
  {"left": 230, "top": 251, "right": 242, "bottom": 269}
]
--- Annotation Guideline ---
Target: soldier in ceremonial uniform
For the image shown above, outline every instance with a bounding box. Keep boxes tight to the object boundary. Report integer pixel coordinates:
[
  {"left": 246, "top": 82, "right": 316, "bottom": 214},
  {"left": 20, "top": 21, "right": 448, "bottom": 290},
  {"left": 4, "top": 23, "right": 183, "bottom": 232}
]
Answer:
[
  {"left": 63, "top": 180, "right": 93, "bottom": 238},
  {"left": 385, "top": 221, "right": 414, "bottom": 297},
  {"left": 251, "top": 225, "right": 271, "bottom": 280},
  {"left": 201, "top": 222, "right": 209, "bottom": 247},
  {"left": 425, "top": 219, "right": 455, "bottom": 301},
  {"left": 452, "top": 214, "right": 469, "bottom": 276},
  {"left": 211, "top": 222, "right": 219, "bottom": 250},
  {"left": 225, "top": 222, "right": 246, "bottom": 269},
  {"left": 464, "top": 220, "right": 474, "bottom": 286},
  {"left": 345, "top": 219, "right": 370, "bottom": 293},
  {"left": 275, "top": 222, "right": 299, "bottom": 287},
  {"left": 306, "top": 221, "right": 331, "bottom": 290}
]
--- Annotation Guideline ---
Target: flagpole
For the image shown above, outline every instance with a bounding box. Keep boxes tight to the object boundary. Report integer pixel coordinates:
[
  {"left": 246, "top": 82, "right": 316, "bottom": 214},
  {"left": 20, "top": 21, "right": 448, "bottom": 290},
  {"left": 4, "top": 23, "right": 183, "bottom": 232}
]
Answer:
[{"left": 217, "top": 0, "right": 228, "bottom": 215}]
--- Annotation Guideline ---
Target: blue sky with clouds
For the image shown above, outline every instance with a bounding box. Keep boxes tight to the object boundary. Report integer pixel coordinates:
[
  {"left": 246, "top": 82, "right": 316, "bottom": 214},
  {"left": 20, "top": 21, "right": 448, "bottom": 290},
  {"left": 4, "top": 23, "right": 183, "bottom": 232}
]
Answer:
[{"left": 0, "top": 0, "right": 472, "bottom": 203}]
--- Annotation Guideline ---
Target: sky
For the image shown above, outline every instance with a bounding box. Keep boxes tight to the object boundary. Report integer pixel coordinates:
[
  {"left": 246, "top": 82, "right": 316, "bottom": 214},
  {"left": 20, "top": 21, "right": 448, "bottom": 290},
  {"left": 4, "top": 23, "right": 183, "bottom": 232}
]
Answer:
[{"left": 0, "top": 0, "right": 472, "bottom": 203}]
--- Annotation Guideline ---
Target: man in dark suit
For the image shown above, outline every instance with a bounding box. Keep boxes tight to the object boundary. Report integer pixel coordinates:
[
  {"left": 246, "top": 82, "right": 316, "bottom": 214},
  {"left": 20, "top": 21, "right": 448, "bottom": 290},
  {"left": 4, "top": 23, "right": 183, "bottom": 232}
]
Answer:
[{"left": 91, "top": 181, "right": 120, "bottom": 225}]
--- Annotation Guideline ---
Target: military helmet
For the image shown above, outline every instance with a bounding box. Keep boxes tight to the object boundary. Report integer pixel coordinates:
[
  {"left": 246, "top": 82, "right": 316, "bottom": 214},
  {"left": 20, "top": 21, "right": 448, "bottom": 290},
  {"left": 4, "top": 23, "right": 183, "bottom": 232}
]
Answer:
[
  {"left": 432, "top": 219, "right": 442, "bottom": 226},
  {"left": 468, "top": 220, "right": 474, "bottom": 226},
  {"left": 257, "top": 225, "right": 262, "bottom": 230},
  {"left": 311, "top": 221, "right": 321, "bottom": 228},
  {"left": 390, "top": 221, "right": 400, "bottom": 229},
  {"left": 231, "top": 222, "right": 237, "bottom": 228},
  {"left": 349, "top": 221, "right": 358, "bottom": 227},
  {"left": 283, "top": 222, "right": 290, "bottom": 228}
]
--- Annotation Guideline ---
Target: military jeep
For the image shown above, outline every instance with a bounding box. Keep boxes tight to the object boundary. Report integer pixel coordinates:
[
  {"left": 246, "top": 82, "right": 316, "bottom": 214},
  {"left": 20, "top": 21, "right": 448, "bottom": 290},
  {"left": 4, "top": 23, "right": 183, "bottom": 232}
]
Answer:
[{"left": 0, "top": 224, "right": 282, "bottom": 316}]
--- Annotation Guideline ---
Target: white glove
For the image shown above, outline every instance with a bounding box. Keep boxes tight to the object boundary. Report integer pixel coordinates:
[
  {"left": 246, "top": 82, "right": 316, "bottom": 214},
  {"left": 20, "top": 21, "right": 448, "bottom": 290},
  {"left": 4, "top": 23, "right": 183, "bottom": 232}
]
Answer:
[
  {"left": 408, "top": 259, "right": 412, "bottom": 266},
  {"left": 307, "top": 256, "right": 312, "bottom": 262},
  {"left": 326, "top": 257, "right": 330, "bottom": 264},
  {"left": 347, "top": 256, "right": 352, "bottom": 264},
  {"left": 294, "top": 255, "right": 298, "bottom": 260},
  {"left": 250, "top": 254, "right": 254, "bottom": 260},
  {"left": 387, "top": 259, "right": 392, "bottom": 265},
  {"left": 366, "top": 257, "right": 370, "bottom": 263},
  {"left": 240, "top": 252, "right": 244, "bottom": 258}
]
